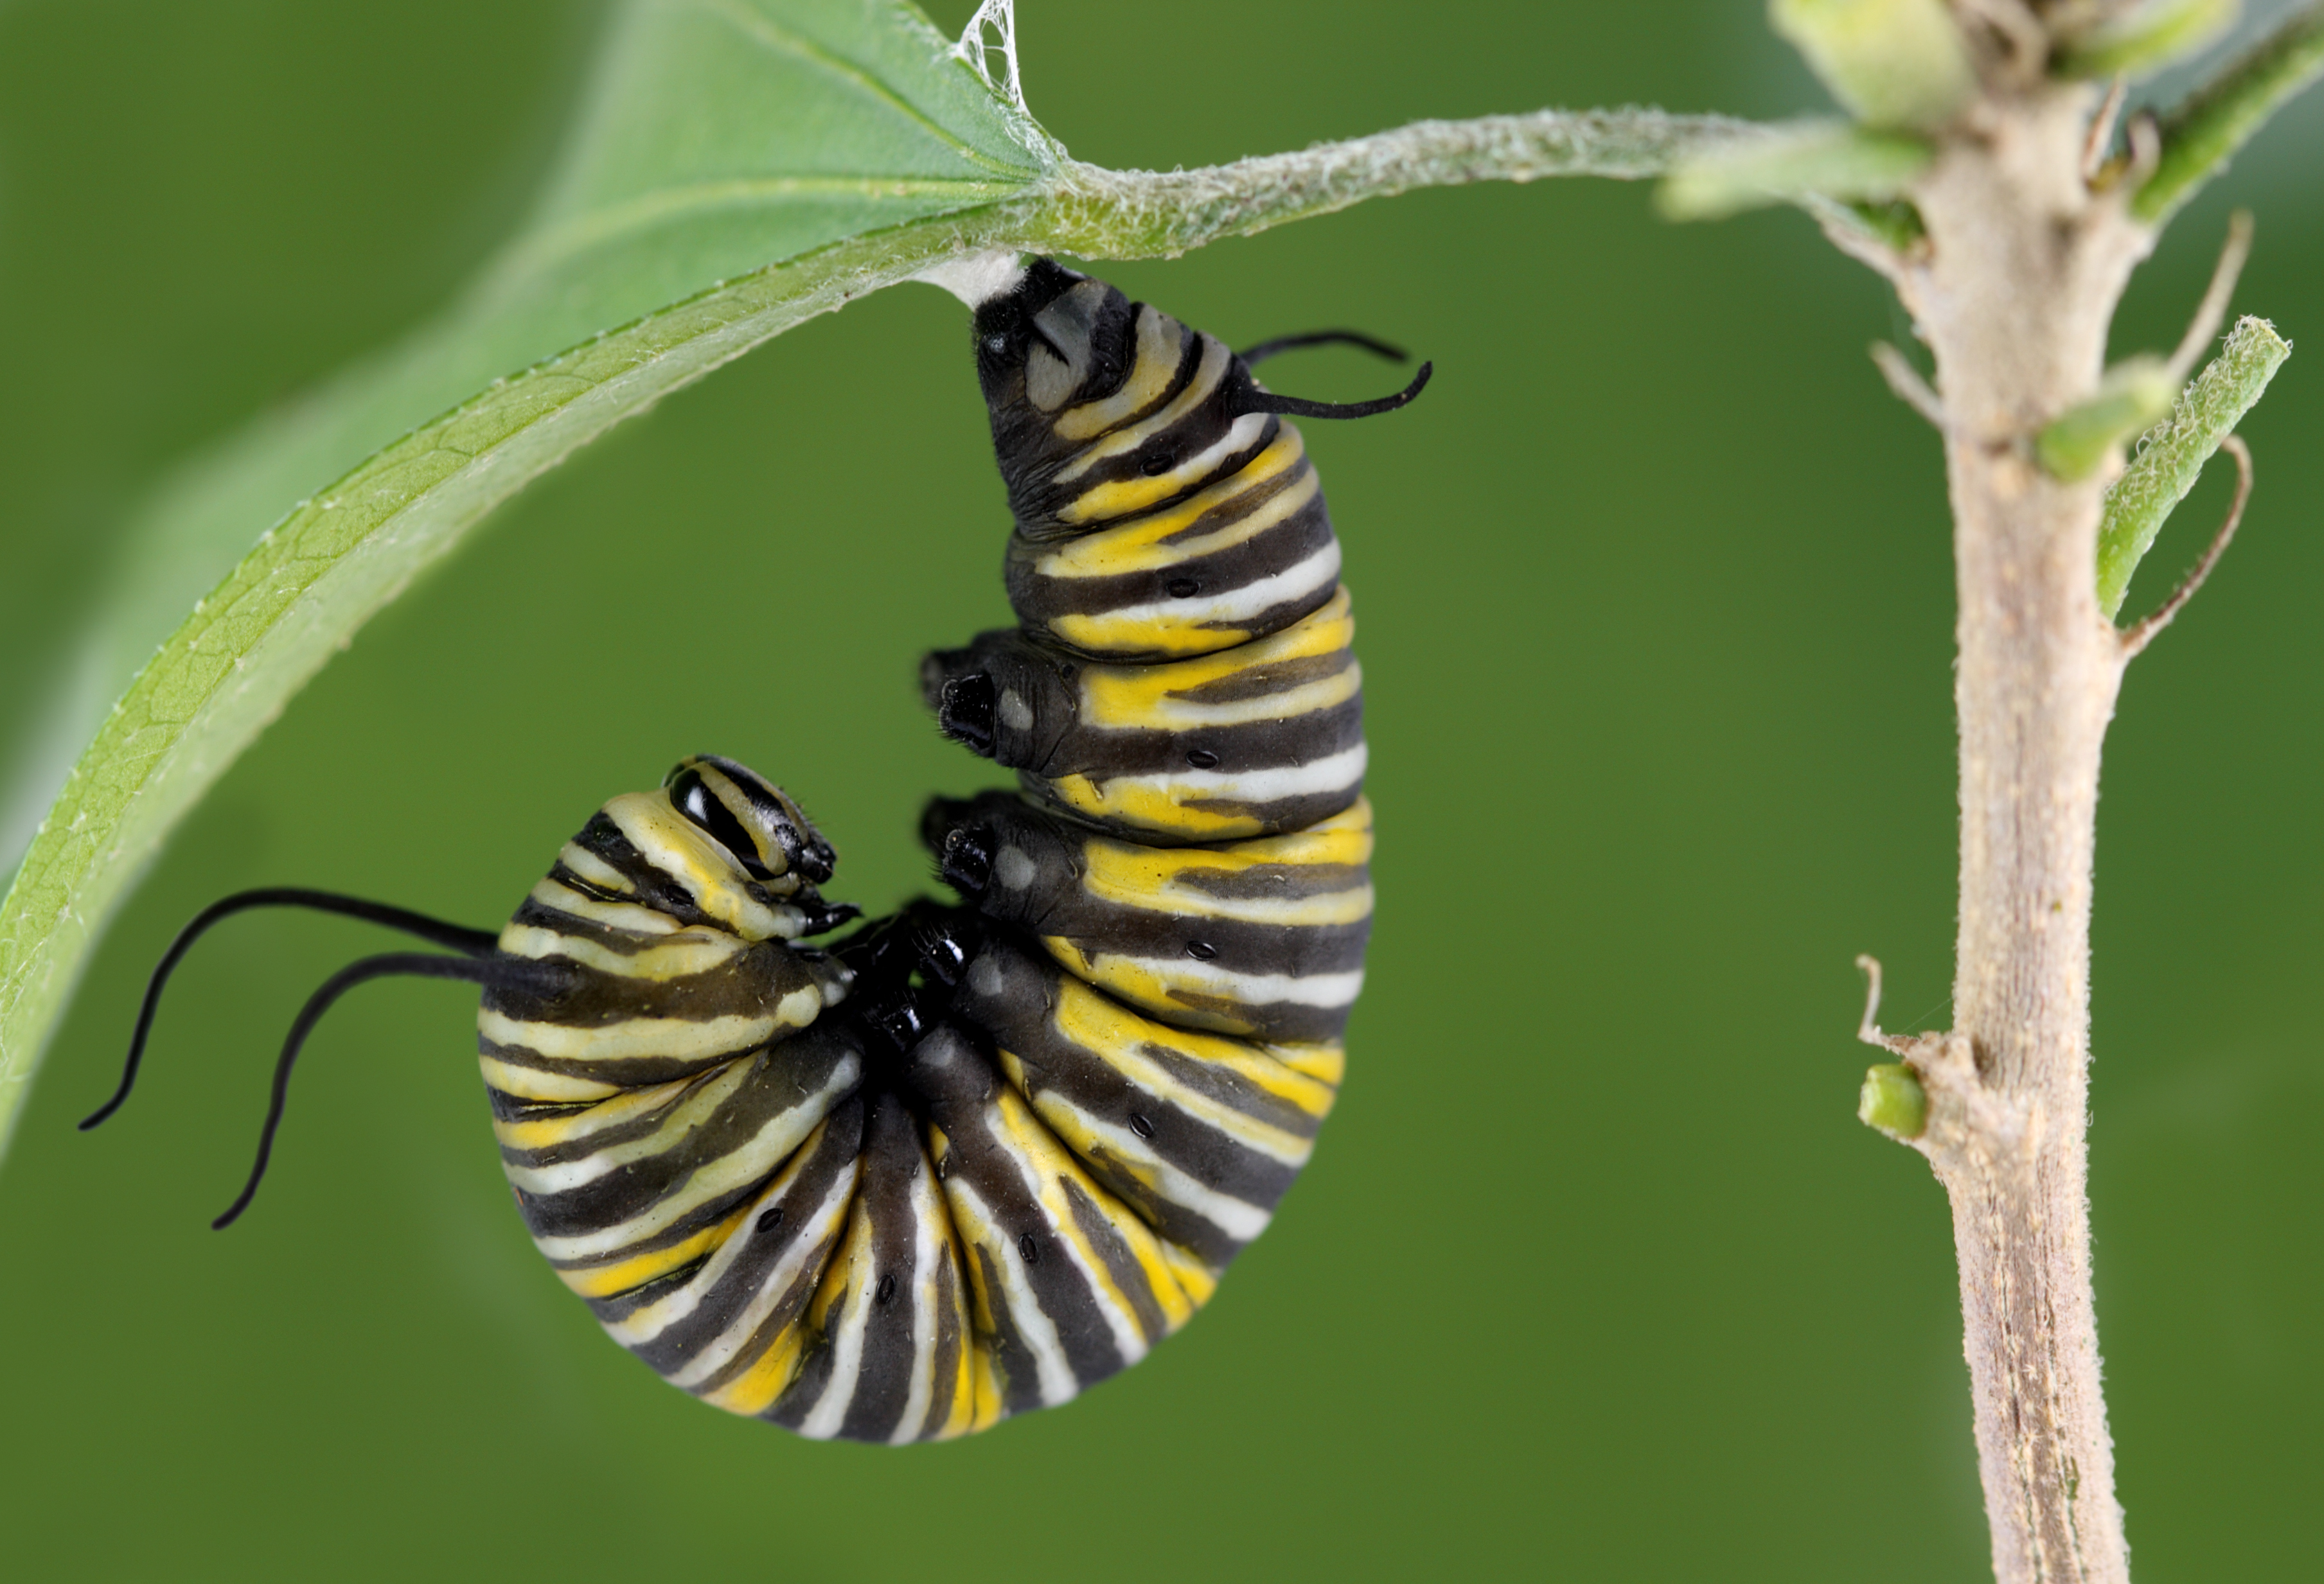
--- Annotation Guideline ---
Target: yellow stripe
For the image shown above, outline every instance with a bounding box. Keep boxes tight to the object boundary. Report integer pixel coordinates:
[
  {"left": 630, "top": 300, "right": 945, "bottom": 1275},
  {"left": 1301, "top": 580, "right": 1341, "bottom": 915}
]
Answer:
[
  {"left": 1050, "top": 975, "right": 1338, "bottom": 1125},
  {"left": 1054, "top": 335, "right": 1230, "bottom": 479},
  {"left": 1158, "top": 1242, "right": 1220, "bottom": 1308},
  {"left": 477, "top": 999, "right": 816, "bottom": 1064},
  {"left": 1052, "top": 306, "right": 1188, "bottom": 443},
  {"left": 1074, "top": 588, "right": 1354, "bottom": 734},
  {"left": 702, "top": 1323, "right": 808, "bottom": 1416},
  {"left": 557, "top": 843, "right": 635, "bottom": 895},
  {"left": 556, "top": 1200, "right": 751, "bottom": 1299},
  {"left": 1038, "top": 779, "right": 1250, "bottom": 842},
  {"left": 604, "top": 793, "right": 790, "bottom": 942},
  {"left": 511, "top": 878, "right": 684, "bottom": 943},
  {"left": 532, "top": 1059, "right": 860, "bottom": 1262},
  {"left": 990, "top": 1087, "right": 1196, "bottom": 1335},
  {"left": 477, "top": 1054, "right": 621, "bottom": 1103},
  {"left": 1268, "top": 1041, "right": 1347, "bottom": 1086},
  {"left": 494, "top": 922, "right": 745, "bottom": 979},
  {"left": 1058, "top": 410, "right": 1272, "bottom": 524},
  {"left": 504, "top": 1061, "right": 755, "bottom": 1196},
  {"left": 491, "top": 1072, "right": 695, "bottom": 1152},
  {"left": 1036, "top": 430, "right": 1311, "bottom": 578}
]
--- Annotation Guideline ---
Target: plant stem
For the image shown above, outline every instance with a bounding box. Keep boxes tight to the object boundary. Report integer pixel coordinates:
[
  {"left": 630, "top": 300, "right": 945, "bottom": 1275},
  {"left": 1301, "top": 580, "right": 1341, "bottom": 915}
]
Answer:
[
  {"left": 1031, "top": 109, "right": 1771, "bottom": 258},
  {"left": 1890, "top": 84, "right": 2152, "bottom": 1583}
]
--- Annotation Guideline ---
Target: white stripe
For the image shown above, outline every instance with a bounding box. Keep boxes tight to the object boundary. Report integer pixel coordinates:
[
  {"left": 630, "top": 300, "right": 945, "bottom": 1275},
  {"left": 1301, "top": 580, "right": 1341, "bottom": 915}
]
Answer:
[
  {"left": 1093, "top": 879, "right": 1374, "bottom": 929},
  {"left": 889, "top": 1175, "right": 946, "bottom": 1444},
  {"left": 1004, "top": 1040, "right": 1316, "bottom": 1166},
  {"left": 1139, "top": 959, "right": 1367, "bottom": 1009},
  {"left": 1107, "top": 663, "right": 1358, "bottom": 733},
  {"left": 1055, "top": 338, "right": 1233, "bottom": 482},
  {"left": 557, "top": 843, "right": 635, "bottom": 895},
  {"left": 986, "top": 1118, "right": 1149, "bottom": 1371},
  {"left": 478, "top": 1001, "right": 815, "bottom": 1064},
  {"left": 504, "top": 1064, "right": 751, "bottom": 1195},
  {"left": 1077, "top": 743, "right": 1366, "bottom": 810},
  {"left": 796, "top": 1274, "right": 869, "bottom": 1439},
  {"left": 495, "top": 922, "right": 743, "bottom": 979},
  {"left": 517, "top": 879, "right": 682, "bottom": 940},
  {"left": 533, "top": 1059, "right": 859, "bottom": 1263},
  {"left": 941, "top": 1179, "right": 1078, "bottom": 1407},
  {"left": 476, "top": 1055, "right": 619, "bottom": 1103},
  {"left": 1038, "top": 1096, "right": 1273, "bottom": 1242},
  {"left": 643, "top": 1168, "right": 858, "bottom": 1371}
]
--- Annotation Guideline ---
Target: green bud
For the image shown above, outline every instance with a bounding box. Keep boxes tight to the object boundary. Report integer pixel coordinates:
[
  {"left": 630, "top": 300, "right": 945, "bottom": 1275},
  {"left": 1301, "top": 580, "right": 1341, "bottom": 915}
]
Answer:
[
  {"left": 1859, "top": 1064, "right": 1929, "bottom": 1141},
  {"left": 1658, "top": 121, "right": 1932, "bottom": 222},
  {"left": 2036, "top": 357, "right": 2178, "bottom": 482},
  {"left": 2058, "top": 0, "right": 2240, "bottom": 82},
  {"left": 1770, "top": 0, "right": 1979, "bottom": 128}
]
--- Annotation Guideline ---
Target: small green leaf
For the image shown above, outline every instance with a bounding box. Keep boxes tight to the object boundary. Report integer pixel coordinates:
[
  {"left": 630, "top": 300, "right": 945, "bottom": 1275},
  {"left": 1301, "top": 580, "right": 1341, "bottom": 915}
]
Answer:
[
  {"left": 1769, "top": 0, "right": 1977, "bottom": 128},
  {"left": 1659, "top": 120, "right": 1933, "bottom": 220},
  {"left": 2056, "top": 0, "right": 2240, "bottom": 81},
  {"left": 2036, "top": 357, "right": 2178, "bottom": 482},
  {"left": 2135, "top": 0, "right": 2324, "bottom": 225},
  {"left": 1859, "top": 1064, "right": 1928, "bottom": 1140},
  {"left": 2098, "top": 316, "right": 2291, "bottom": 619}
]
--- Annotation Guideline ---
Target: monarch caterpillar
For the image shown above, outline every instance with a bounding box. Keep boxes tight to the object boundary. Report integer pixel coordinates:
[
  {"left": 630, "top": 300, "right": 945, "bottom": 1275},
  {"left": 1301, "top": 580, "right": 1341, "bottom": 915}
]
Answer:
[{"left": 85, "top": 258, "right": 1427, "bottom": 1442}]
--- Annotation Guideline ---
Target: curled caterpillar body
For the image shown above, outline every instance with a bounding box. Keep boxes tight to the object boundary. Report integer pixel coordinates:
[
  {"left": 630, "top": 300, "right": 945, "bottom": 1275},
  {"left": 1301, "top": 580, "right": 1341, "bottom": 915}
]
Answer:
[{"left": 90, "top": 259, "right": 1422, "bottom": 1443}]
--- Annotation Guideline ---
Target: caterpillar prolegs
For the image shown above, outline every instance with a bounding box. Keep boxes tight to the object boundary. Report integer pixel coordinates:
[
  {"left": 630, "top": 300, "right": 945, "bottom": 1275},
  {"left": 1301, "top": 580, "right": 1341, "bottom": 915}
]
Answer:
[{"left": 87, "top": 258, "right": 1428, "bottom": 1442}]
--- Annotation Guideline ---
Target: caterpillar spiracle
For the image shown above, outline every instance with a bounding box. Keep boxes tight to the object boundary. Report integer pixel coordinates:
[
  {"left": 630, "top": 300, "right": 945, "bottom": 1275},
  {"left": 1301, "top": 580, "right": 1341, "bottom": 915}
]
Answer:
[{"left": 85, "top": 257, "right": 1429, "bottom": 1443}]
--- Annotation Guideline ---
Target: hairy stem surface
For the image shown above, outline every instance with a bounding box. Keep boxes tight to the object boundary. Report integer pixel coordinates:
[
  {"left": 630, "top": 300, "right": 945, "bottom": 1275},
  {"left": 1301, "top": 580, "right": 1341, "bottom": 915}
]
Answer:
[{"left": 1892, "top": 84, "right": 2150, "bottom": 1584}]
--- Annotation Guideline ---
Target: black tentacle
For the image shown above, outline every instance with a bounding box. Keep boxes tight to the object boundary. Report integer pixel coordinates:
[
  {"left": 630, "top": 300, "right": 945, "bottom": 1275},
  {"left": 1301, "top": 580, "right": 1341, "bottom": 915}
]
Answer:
[
  {"left": 211, "top": 951, "right": 509, "bottom": 1229},
  {"left": 1237, "top": 328, "right": 1408, "bottom": 367},
  {"left": 1236, "top": 360, "right": 1433, "bottom": 420},
  {"left": 83, "top": 889, "right": 499, "bottom": 1131}
]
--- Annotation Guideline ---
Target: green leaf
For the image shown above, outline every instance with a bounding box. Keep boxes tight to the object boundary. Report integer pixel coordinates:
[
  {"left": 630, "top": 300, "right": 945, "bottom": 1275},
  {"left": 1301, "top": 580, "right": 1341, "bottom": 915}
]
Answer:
[
  {"left": 2035, "top": 356, "right": 2179, "bottom": 482},
  {"left": 0, "top": 0, "right": 1052, "bottom": 1151},
  {"left": 2055, "top": 0, "right": 2240, "bottom": 82},
  {"left": 0, "top": 0, "right": 1768, "bottom": 1159},
  {"left": 60, "top": 0, "right": 1052, "bottom": 774},
  {"left": 2097, "top": 315, "right": 2291, "bottom": 619},
  {"left": 1657, "top": 120, "right": 1932, "bottom": 220},
  {"left": 2134, "top": 0, "right": 2324, "bottom": 225},
  {"left": 1768, "top": 0, "right": 1976, "bottom": 129}
]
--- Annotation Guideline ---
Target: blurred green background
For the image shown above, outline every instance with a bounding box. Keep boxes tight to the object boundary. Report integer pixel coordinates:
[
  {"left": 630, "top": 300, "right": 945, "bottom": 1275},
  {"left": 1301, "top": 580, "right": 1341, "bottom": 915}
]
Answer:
[{"left": 1, "top": 3, "right": 2316, "bottom": 1578}]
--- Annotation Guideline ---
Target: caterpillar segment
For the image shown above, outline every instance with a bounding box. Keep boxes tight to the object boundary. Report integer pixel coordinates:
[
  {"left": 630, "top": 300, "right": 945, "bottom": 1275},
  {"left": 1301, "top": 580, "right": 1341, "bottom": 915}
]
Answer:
[
  {"left": 876, "top": 257, "right": 1412, "bottom": 1402},
  {"left": 922, "top": 791, "right": 1372, "bottom": 1043},
  {"left": 97, "top": 259, "right": 1423, "bottom": 1445},
  {"left": 922, "top": 584, "right": 1365, "bottom": 844},
  {"left": 973, "top": 265, "right": 1353, "bottom": 662}
]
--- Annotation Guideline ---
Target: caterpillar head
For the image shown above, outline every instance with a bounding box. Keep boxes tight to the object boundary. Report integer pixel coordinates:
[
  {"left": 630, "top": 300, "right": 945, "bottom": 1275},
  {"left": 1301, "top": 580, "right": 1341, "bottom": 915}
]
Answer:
[
  {"left": 971, "top": 259, "right": 1134, "bottom": 429},
  {"left": 663, "top": 755, "right": 837, "bottom": 889},
  {"left": 971, "top": 261, "right": 1273, "bottom": 541}
]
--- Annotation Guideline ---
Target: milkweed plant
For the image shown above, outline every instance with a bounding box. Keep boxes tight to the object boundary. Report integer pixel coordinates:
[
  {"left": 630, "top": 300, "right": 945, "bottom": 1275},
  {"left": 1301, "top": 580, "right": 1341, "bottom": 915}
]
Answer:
[{"left": 2, "top": 3, "right": 2318, "bottom": 1579}]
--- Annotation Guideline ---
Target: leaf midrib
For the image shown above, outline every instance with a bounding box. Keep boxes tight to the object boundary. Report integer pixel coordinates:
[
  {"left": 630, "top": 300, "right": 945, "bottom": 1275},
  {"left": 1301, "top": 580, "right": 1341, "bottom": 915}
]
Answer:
[{"left": 481, "top": 174, "right": 1024, "bottom": 290}]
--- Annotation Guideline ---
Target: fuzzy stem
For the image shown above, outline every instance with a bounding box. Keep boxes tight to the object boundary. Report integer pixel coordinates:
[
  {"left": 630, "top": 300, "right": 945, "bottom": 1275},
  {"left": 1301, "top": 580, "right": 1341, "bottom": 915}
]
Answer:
[
  {"left": 1029, "top": 109, "right": 1772, "bottom": 258},
  {"left": 1890, "top": 82, "right": 2154, "bottom": 1583}
]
